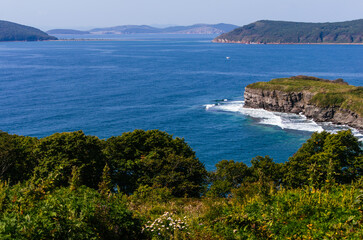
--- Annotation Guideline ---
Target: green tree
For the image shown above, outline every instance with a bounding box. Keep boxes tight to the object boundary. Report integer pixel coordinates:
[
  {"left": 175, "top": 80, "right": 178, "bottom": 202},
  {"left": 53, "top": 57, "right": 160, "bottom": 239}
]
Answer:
[
  {"left": 283, "top": 130, "right": 362, "bottom": 188},
  {"left": 209, "top": 160, "right": 251, "bottom": 197},
  {"left": 250, "top": 155, "right": 282, "bottom": 184},
  {"left": 33, "top": 131, "right": 106, "bottom": 189},
  {"left": 0, "top": 131, "right": 38, "bottom": 184},
  {"left": 104, "top": 129, "right": 207, "bottom": 197}
]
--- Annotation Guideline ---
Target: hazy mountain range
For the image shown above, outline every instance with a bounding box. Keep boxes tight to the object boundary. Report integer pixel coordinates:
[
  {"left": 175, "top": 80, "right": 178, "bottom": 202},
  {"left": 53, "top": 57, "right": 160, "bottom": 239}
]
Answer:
[{"left": 47, "top": 23, "right": 239, "bottom": 35}]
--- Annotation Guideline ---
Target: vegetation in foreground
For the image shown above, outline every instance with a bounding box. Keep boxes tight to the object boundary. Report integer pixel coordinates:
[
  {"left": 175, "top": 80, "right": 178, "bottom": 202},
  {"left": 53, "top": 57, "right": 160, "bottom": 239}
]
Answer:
[
  {"left": 247, "top": 76, "right": 363, "bottom": 117},
  {"left": 0, "top": 129, "right": 362, "bottom": 239}
]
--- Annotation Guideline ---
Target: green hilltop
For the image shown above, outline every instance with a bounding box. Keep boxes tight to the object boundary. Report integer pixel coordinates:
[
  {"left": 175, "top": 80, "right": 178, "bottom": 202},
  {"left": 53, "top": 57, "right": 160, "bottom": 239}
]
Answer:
[
  {"left": 247, "top": 76, "right": 363, "bottom": 117},
  {"left": 213, "top": 19, "right": 363, "bottom": 44},
  {"left": 0, "top": 20, "right": 57, "bottom": 41}
]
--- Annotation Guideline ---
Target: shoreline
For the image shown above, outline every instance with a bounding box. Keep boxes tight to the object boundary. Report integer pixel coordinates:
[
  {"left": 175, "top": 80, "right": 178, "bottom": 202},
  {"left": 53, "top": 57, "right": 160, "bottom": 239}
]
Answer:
[{"left": 212, "top": 40, "right": 363, "bottom": 45}]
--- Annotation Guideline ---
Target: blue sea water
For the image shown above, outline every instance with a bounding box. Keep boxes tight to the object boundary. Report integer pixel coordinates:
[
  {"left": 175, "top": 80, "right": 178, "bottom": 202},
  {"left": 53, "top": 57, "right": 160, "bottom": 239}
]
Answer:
[{"left": 0, "top": 35, "right": 362, "bottom": 169}]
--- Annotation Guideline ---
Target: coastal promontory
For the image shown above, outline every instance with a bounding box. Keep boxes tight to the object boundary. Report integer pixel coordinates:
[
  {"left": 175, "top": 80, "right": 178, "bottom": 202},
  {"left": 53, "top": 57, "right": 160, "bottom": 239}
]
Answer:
[
  {"left": 0, "top": 20, "right": 57, "bottom": 41},
  {"left": 244, "top": 76, "right": 363, "bottom": 130},
  {"left": 213, "top": 19, "right": 363, "bottom": 44}
]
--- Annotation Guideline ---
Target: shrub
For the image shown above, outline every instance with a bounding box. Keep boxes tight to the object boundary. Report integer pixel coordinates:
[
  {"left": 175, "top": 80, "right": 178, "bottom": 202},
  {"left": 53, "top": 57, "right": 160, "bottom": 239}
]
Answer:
[
  {"left": 105, "top": 129, "right": 208, "bottom": 197},
  {"left": 33, "top": 131, "right": 106, "bottom": 189}
]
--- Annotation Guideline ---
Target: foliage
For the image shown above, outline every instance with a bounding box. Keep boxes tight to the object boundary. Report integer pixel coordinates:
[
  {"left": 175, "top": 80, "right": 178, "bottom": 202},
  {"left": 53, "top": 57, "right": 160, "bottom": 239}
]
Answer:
[
  {"left": 33, "top": 130, "right": 106, "bottom": 189},
  {"left": 284, "top": 130, "right": 362, "bottom": 188},
  {"left": 209, "top": 160, "right": 251, "bottom": 197},
  {"left": 0, "top": 128, "right": 362, "bottom": 239},
  {"left": 130, "top": 180, "right": 363, "bottom": 240},
  {"left": 131, "top": 185, "right": 172, "bottom": 204},
  {"left": 104, "top": 129, "right": 208, "bottom": 197},
  {"left": 0, "top": 179, "right": 142, "bottom": 239},
  {"left": 0, "top": 131, "right": 38, "bottom": 184}
]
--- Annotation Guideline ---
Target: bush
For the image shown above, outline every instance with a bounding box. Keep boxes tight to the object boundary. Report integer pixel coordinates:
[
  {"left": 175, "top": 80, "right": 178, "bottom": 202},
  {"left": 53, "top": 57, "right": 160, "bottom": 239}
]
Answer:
[
  {"left": 283, "top": 130, "right": 362, "bottom": 188},
  {"left": 0, "top": 132, "right": 38, "bottom": 184},
  {"left": 33, "top": 131, "right": 106, "bottom": 189},
  {"left": 104, "top": 129, "right": 208, "bottom": 197},
  {"left": 0, "top": 180, "right": 143, "bottom": 240},
  {"left": 209, "top": 160, "right": 251, "bottom": 197}
]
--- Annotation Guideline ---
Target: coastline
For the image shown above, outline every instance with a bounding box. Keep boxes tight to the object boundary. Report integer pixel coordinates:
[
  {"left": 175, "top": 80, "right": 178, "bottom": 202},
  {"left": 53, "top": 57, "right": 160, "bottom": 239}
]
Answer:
[
  {"left": 212, "top": 39, "right": 363, "bottom": 45},
  {"left": 244, "top": 76, "right": 363, "bottom": 132}
]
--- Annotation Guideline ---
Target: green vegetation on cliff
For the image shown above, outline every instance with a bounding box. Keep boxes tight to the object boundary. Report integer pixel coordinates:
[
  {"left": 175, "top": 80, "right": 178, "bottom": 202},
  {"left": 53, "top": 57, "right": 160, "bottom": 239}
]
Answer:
[
  {"left": 0, "top": 20, "right": 57, "bottom": 41},
  {"left": 0, "top": 129, "right": 362, "bottom": 239},
  {"left": 214, "top": 19, "right": 363, "bottom": 43},
  {"left": 247, "top": 76, "right": 363, "bottom": 116}
]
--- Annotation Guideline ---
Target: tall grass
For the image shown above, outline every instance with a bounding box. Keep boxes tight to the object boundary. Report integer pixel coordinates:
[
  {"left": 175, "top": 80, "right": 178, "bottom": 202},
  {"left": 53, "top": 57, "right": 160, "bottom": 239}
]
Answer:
[{"left": 131, "top": 181, "right": 363, "bottom": 239}]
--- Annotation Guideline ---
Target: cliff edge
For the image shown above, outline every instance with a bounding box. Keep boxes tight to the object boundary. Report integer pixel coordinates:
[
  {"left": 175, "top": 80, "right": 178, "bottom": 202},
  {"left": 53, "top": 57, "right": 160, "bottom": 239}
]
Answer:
[{"left": 244, "top": 76, "right": 363, "bottom": 130}]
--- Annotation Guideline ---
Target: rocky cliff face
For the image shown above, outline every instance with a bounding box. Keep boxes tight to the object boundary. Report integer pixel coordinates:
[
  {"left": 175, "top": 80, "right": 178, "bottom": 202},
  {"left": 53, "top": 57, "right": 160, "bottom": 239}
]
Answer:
[{"left": 244, "top": 87, "right": 363, "bottom": 130}]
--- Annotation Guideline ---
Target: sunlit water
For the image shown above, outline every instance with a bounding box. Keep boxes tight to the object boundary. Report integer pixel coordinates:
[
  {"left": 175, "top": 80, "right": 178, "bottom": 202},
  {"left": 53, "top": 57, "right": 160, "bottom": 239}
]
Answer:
[{"left": 0, "top": 34, "right": 362, "bottom": 169}]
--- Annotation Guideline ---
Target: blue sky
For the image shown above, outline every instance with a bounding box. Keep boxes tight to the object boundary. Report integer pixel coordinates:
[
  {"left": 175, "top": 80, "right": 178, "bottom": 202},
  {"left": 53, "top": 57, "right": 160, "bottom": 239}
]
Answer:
[{"left": 1, "top": 0, "right": 362, "bottom": 30}]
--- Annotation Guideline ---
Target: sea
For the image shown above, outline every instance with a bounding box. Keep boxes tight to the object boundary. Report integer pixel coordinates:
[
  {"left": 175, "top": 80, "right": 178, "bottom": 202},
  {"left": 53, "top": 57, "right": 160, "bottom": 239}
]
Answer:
[{"left": 1, "top": 34, "right": 362, "bottom": 170}]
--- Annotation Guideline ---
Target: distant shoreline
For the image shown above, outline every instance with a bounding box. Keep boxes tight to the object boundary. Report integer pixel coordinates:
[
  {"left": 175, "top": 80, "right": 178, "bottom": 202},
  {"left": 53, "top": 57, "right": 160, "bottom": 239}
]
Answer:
[
  {"left": 212, "top": 40, "right": 363, "bottom": 45},
  {"left": 2, "top": 39, "right": 363, "bottom": 44}
]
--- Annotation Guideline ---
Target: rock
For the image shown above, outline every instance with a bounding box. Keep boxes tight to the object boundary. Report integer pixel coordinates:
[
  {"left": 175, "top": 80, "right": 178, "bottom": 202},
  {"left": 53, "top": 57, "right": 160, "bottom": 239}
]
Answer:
[{"left": 244, "top": 87, "right": 363, "bottom": 130}]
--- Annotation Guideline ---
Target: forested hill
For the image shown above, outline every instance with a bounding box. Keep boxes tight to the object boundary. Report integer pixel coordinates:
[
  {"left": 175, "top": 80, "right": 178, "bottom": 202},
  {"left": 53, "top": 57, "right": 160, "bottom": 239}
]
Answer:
[
  {"left": 0, "top": 20, "right": 57, "bottom": 41},
  {"left": 213, "top": 19, "right": 363, "bottom": 44}
]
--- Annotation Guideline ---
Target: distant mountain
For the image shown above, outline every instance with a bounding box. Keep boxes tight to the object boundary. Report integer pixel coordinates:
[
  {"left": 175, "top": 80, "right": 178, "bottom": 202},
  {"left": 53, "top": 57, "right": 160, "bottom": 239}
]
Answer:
[
  {"left": 90, "top": 25, "right": 161, "bottom": 34},
  {"left": 0, "top": 20, "right": 57, "bottom": 41},
  {"left": 213, "top": 19, "right": 363, "bottom": 44},
  {"left": 160, "top": 24, "right": 238, "bottom": 34},
  {"left": 47, "top": 23, "right": 238, "bottom": 35},
  {"left": 46, "top": 29, "right": 90, "bottom": 35}
]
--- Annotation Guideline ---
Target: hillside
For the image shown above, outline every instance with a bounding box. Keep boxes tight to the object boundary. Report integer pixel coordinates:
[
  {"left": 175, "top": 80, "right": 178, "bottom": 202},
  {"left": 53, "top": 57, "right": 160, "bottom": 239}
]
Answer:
[
  {"left": 213, "top": 19, "right": 363, "bottom": 44},
  {"left": 244, "top": 76, "right": 363, "bottom": 129},
  {"left": 48, "top": 23, "right": 238, "bottom": 35},
  {"left": 0, "top": 20, "right": 57, "bottom": 41}
]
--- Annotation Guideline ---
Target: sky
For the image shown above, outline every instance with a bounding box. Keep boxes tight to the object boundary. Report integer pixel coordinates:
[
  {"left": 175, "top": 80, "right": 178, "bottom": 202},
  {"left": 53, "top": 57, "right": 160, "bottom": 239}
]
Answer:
[{"left": 1, "top": 0, "right": 362, "bottom": 30}]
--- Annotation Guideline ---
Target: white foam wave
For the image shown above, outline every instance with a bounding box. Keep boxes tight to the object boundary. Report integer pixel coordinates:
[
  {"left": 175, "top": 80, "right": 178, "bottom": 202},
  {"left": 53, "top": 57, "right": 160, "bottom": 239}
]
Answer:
[{"left": 205, "top": 100, "right": 362, "bottom": 139}]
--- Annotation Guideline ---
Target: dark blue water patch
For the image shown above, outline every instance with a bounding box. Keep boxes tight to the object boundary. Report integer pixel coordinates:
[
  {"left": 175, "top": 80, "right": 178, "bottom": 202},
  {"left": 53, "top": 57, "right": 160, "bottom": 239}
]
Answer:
[{"left": 0, "top": 38, "right": 362, "bottom": 169}]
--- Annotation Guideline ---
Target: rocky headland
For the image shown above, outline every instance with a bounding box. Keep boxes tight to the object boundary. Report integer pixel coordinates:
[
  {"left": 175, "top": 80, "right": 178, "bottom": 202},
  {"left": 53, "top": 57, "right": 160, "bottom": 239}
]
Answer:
[
  {"left": 244, "top": 76, "right": 363, "bottom": 130},
  {"left": 213, "top": 19, "right": 363, "bottom": 44}
]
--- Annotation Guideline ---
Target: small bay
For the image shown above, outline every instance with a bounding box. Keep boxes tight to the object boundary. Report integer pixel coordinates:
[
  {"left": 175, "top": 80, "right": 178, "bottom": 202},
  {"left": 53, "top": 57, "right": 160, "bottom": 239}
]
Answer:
[{"left": 0, "top": 34, "right": 362, "bottom": 169}]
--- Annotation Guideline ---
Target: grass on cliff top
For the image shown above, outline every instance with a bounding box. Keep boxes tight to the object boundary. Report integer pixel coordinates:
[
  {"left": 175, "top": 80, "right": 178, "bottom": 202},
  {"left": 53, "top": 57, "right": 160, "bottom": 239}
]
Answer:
[{"left": 247, "top": 77, "right": 363, "bottom": 116}]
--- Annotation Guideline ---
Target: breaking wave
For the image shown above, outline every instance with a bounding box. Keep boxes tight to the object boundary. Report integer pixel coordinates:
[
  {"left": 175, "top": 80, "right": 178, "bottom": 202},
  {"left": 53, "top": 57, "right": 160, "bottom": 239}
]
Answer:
[{"left": 204, "top": 100, "right": 363, "bottom": 141}]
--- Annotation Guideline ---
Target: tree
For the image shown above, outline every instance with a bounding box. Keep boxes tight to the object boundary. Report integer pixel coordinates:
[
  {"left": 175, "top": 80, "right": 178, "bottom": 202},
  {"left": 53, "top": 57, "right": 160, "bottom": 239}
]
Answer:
[
  {"left": 283, "top": 130, "right": 362, "bottom": 188},
  {"left": 250, "top": 155, "right": 282, "bottom": 184},
  {"left": 33, "top": 131, "right": 106, "bottom": 189},
  {"left": 0, "top": 131, "right": 38, "bottom": 183},
  {"left": 104, "top": 129, "right": 208, "bottom": 197},
  {"left": 209, "top": 160, "right": 250, "bottom": 197}
]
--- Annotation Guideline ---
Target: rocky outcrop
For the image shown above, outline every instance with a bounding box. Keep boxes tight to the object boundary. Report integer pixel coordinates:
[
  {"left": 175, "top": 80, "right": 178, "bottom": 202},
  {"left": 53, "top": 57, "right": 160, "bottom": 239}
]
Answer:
[{"left": 243, "top": 87, "right": 363, "bottom": 130}]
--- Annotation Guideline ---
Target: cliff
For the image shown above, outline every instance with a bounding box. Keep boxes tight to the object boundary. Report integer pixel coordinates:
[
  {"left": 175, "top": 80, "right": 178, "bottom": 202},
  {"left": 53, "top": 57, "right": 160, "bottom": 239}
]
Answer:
[
  {"left": 0, "top": 20, "right": 57, "bottom": 41},
  {"left": 244, "top": 76, "right": 363, "bottom": 130},
  {"left": 213, "top": 19, "right": 363, "bottom": 44}
]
